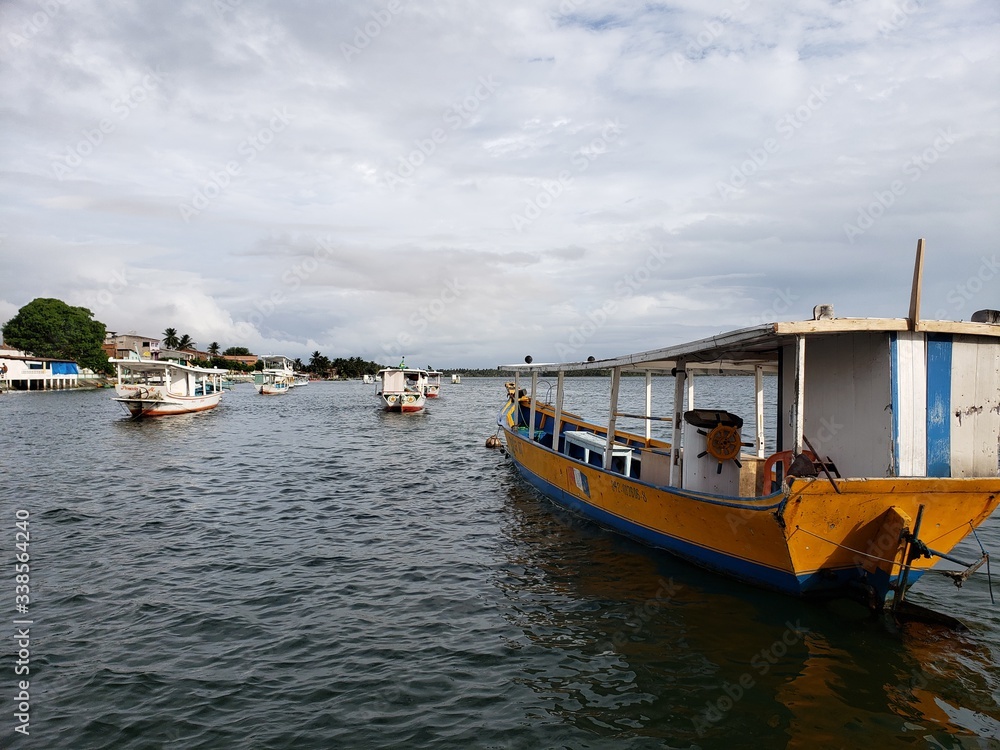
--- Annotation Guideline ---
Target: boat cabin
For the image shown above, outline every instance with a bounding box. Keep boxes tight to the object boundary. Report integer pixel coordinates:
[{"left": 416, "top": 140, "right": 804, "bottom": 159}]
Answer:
[{"left": 505, "top": 310, "right": 1000, "bottom": 498}]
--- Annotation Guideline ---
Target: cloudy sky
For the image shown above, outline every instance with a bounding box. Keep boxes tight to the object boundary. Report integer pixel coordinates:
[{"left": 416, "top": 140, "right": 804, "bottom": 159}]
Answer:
[{"left": 1, "top": 0, "right": 997, "bottom": 367}]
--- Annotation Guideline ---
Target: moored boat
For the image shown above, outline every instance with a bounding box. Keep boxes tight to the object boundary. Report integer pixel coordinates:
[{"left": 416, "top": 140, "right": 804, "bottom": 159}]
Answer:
[
  {"left": 255, "top": 355, "right": 294, "bottom": 395},
  {"left": 253, "top": 370, "right": 290, "bottom": 395},
  {"left": 425, "top": 370, "right": 442, "bottom": 398},
  {"left": 376, "top": 364, "right": 427, "bottom": 412},
  {"left": 111, "top": 358, "right": 226, "bottom": 417},
  {"left": 497, "top": 248, "right": 999, "bottom": 613}
]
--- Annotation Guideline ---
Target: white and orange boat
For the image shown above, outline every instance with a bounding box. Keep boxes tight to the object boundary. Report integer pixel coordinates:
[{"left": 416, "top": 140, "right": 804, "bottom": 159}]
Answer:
[
  {"left": 376, "top": 364, "right": 427, "bottom": 412},
  {"left": 425, "top": 370, "right": 442, "bottom": 398},
  {"left": 111, "top": 358, "right": 226, "bottom": 418},
  {"left": 497, "top": 243, "right": 1000, "bottom": 617}
]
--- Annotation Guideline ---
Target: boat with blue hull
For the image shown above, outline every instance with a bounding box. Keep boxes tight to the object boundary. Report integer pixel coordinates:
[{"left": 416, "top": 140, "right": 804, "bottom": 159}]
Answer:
[{"left": 497, "top": 250, "right": 999, "bottom": 613}]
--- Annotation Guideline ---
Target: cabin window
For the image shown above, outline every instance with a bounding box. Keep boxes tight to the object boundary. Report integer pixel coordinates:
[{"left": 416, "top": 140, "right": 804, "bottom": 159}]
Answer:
[{"left": 28, "top": 362, "right": 43, "bottom": 370}]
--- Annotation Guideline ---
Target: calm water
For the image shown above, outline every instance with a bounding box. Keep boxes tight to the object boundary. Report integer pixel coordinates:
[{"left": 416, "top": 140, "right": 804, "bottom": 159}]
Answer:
[{"left": 2, "top": 377, "right": 998, "bottom": 750}]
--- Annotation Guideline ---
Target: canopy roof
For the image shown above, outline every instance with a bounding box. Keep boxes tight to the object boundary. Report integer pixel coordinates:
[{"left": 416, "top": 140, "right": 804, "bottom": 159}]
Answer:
[{"left": 498, "top": 317, "right": 1000, "bottom": 374}]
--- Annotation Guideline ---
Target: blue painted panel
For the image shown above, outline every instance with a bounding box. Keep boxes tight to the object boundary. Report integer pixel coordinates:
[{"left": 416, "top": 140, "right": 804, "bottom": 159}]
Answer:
[{"left": 926, "top": 335, "right": 952, "bottom": 477}]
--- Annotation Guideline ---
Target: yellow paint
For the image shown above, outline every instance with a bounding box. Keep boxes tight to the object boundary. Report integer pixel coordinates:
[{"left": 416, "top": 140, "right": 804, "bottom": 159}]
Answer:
[{"left": 502, "top": 401, "right": 1000, "bottom": 584}]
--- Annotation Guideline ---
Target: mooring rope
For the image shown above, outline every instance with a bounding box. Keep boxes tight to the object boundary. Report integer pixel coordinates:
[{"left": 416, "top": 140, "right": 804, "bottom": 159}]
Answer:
[{"left": 793, "top": 526, "right": 903, "bottom": 567}]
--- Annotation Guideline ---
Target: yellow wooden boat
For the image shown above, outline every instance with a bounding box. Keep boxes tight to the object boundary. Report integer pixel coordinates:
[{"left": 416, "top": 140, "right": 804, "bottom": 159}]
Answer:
[{"left": 497, "top": 249, "right": 999, "bottom": 612}]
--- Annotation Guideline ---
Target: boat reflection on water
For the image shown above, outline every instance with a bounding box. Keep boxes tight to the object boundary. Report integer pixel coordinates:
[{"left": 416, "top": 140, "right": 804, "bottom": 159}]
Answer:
[{"left": 495, "top": 475, "right": 1000, "bottom": 748}]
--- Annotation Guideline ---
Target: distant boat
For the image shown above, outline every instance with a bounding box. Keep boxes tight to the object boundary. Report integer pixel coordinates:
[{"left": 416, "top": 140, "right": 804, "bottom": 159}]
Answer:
[
  {"left": 362, "top": 374, "right": 375, "bottom": 384},
  {"left": 451, "top": 374, "right": 462, "bottom": 384},
  {"left": 497, "top": 252, "right": 1000, "bottom": 615},
  {"left": 255, "top": 355, "right": 294, "bottom": 394},
  {"left": 253, "top": 370, "right": 290, "bottom": 395},
  {"left": 376, "top": 366, "right": 427, "bottom": 412},
  {"left": 291, "top": 372, "right": 310, "bottom": 387},
  {"left": 110, "top": 358, "right": 226, "bottom": 418},
  {"left": 425, "top": 370, "right": 442, "bottom": 398}
]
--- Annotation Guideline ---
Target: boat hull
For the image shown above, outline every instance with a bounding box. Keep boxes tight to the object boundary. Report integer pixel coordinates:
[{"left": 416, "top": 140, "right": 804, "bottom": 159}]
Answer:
[
  {"left": 113, "top": 392, "right": 222, "bottom": 417},
  {"left": 381, "top": 392, "right": 425, "bottom": 412},
  {"left": 500, "top": 414, "right": 999, "bottom": 604},
  {"left": 256, "top": 384, "right": 288, "bottom": 395}
]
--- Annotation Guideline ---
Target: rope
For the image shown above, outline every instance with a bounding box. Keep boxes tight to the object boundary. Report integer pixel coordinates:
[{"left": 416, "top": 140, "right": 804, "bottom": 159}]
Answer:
[
  {"left": 793, "top": 526, "right": 903, "bottom": 567},
  {"left": 794, "top": 524, "right": 992, "bottom": 582}
]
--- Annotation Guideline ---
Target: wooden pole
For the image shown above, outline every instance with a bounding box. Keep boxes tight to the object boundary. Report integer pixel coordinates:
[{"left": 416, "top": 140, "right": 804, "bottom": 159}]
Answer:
[{"left": 908, "top": 238, "right": 925, "bottom": 331}]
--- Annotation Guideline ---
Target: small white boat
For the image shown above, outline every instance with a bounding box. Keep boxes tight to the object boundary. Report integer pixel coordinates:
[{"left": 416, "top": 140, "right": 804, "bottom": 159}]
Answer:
[
  {"left": 425, "top": 370, "right": 442, "bottom": 398},
  {"left": 256, "top": 355, "right": 295, "bottom": 394},
  {"left": 254, "top": 370, "right": 290, "bottom": 395},
  {"left": 451, "top": 374, "right": 462, "bottom": 384},
  {"left": 376, "top": 366, "right": 427, "bottom": 412},
  {"left": 291, "top": 372, "right": 310, "bottom": 387},
  {"left": 363, "top": 374, "right": 376, "bottom": 384},
  {"left": 111, "top": 358, "right": 226, "bottom": 418}
]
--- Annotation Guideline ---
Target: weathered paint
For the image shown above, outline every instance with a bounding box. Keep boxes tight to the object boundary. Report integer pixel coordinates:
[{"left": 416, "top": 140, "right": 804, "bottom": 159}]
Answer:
[
  {"left": 890, "top": 332, "right": 927, "bottom": 476},
  {"left": 950, "top": 335, "right": 1000, "bottom": 477},
  {"left": 926, "top": 335, "right": 953, "bottom": 477}
]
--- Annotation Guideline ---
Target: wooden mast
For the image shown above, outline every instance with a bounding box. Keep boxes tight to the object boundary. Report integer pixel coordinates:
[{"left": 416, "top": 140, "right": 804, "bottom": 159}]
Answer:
[{"left": 908, "top": 238, "right": 925, "bottom": 331}]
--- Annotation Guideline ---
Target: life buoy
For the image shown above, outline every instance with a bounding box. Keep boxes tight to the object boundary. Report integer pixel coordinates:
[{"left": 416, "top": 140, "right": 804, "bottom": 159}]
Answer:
[{"left": 762, "top": 449, "right": 818, "bottom": 494}]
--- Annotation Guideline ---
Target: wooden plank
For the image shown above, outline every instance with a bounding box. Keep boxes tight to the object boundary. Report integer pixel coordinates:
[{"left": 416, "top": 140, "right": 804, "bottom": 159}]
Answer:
[
  {"left": 908, "top": 238, "right": 925, "bottom": 330},
  {"left": 950, "top": 336, "right": 1000, "bottom": 476},
  {"left": 926, "top": 335, "right": 952, "bottom": 477},
  {"left": 891, "top": 332, "right": 926, "bottom": 476}
]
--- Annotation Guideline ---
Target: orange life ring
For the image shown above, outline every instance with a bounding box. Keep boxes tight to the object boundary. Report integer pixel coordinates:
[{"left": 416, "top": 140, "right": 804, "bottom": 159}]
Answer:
[{"left": 762, "top": 449, "right": 818, "bottom": 494}]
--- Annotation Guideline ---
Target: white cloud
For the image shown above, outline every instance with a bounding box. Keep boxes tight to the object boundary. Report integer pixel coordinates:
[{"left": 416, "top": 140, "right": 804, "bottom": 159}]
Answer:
[{"left": 1, "top": 0, "right": 997, "bottom": 366}]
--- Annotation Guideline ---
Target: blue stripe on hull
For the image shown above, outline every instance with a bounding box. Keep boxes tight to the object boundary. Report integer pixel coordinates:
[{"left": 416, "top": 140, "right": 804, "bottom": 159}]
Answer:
[{"left": 510, "top": 455, "right": 922, "bottom": 602}]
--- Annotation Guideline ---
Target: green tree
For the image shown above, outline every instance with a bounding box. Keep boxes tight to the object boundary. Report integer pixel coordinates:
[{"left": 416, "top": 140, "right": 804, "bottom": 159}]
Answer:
[
  {"left": 207, "top": 342, "right": 221, "bottom": 356},
  {"left": 223, "top": 346, "right": 252, "bottom": 356},
  {"left": 177, "top": 334, "right": 195, "bottom": 350},
  {"left": 162, "top": 327, "right": 179, "bottom": 349},
  {"left": 2, "top": 298, "right": 110, "bottom": 373}
]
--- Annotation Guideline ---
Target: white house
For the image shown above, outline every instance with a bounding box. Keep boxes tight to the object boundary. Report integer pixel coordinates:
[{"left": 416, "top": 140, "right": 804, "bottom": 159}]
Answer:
[{"left": 0, "top": 348, "right": 81, "bottom": 391}]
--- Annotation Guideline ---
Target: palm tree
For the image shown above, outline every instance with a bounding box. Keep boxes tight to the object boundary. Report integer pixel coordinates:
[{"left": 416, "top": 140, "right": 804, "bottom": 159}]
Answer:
[
  {"left": 162, "top": 327, "right": 179, "bottom": 349},
  {"left": 208, "top": 342, "right": 221, "bottom": 357},
  {"left": 177, "top": 334, "right": 195, "bottom": 351}
]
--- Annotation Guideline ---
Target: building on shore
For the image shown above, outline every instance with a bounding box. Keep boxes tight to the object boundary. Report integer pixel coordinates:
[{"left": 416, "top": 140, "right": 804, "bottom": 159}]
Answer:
[
  {"left": 0, "top": 348, "right": 82, "bottom": 391},
  {"left": 104, "top": 332, "right": 161, "bottom": 360}
]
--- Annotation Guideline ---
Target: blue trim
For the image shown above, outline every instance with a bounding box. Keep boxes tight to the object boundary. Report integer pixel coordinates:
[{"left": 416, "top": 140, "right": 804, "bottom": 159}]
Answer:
[{"left": 926, "top": 335, "right": 952, "bottom": 478}]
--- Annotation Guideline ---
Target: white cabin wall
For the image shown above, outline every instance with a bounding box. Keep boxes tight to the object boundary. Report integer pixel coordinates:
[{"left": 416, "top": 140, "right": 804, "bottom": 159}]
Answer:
[
  {"left": 950, "top": 335, "right": 1000, "bottom": 477},
  {"left": 892, "top": 332, "right": 927, "bottom": 476},
  {"left": 802, "top": 333, "right": 894, "bottom": 477}
]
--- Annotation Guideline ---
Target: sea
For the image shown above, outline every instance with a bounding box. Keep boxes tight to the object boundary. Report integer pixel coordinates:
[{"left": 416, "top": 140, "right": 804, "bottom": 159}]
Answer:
[{"left": 2, "top": 377, "right": 998, "bottom": 750}]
